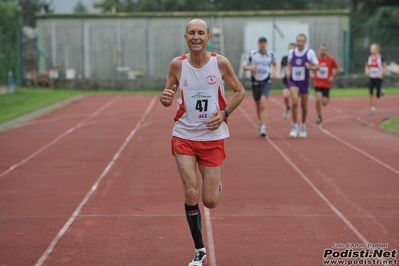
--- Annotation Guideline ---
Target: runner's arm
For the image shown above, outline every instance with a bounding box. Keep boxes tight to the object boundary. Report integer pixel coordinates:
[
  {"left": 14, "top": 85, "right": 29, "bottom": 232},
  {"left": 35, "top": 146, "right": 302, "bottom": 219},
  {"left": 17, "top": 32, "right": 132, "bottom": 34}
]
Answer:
[
  {"left": 332, "top": 59, "right": 340, "bottom": 77},
  {"left": 307, "top": 50, "right": 320, "bottom": 71},
  {"left": 218, "top": 56, "right": 246, "bottom": 115},
  {"left": 243, "top": 53, "right": 256, "bottom": 73},
  {"left": 160, "top": 58, "right": 180, "bottom": 107},
  {"left": 381, "top": 59, "right": 387, "bottom": 77},
  {"left": 364, "top": 62, "right": 370, "bottom": 75},
  {"left": 206, "top": 56, "right": 245, "bottom": 131}
]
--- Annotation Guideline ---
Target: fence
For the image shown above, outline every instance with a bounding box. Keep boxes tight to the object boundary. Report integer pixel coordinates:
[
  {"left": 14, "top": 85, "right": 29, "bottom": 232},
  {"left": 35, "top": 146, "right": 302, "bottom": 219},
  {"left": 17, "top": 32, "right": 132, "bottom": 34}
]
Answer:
[{"left": 29, "top": 10, "right": 349, "bottom": 88}]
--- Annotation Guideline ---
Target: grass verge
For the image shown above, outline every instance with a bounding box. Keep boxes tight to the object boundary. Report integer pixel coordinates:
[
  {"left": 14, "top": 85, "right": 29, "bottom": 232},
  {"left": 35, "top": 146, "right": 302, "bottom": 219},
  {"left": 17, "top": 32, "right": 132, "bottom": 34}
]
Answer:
[
  {"left": 0, "top": 88, "right": 80, "bottom": 124},
  {"left": 380, "top": 117, "right": 399, "bottom": 135}
]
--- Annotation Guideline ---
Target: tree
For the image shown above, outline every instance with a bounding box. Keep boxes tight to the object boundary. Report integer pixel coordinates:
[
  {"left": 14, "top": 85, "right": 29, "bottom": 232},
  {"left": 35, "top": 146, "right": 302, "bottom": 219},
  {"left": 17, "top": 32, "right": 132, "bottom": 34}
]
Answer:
[
  {"left": 94, "top": 0, "right": 350, "bottom": 12},
  {"left": 73, "top": 1, "right": 88, "bottom": 14},
  {"left": 18, "top": 0, "right": 52, "bottom": 27},
  {"left": 0, "top": 1, "right": 21, "bottom": 85}
]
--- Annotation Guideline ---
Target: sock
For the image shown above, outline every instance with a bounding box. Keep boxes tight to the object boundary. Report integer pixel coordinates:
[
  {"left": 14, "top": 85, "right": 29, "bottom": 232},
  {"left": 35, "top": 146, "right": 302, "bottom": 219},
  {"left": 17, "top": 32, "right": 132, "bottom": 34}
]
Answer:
[
  {"left": 185, "top": 204, "right": 204, "bottom": 249},
  {"left": 195, "top": 247, "right": 206, "bottom": 253}
]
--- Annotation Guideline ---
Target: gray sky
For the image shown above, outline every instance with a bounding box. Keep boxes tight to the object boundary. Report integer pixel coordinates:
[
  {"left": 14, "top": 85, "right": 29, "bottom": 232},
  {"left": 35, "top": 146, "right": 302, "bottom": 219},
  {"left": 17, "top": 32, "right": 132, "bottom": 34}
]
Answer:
[{"left": 51, "top": 0, "right": 101, "bottom": 14}]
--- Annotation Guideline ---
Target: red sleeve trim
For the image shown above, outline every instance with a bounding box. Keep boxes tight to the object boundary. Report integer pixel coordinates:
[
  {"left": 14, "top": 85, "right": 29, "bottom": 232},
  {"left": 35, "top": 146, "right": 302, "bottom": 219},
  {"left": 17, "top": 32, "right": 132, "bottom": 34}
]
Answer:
[
  {"left": 211, "top": 52, "right": 217, "bottom": 57},
  {"left": 181, "top": 54, "right": 187, "bottom": 60}
]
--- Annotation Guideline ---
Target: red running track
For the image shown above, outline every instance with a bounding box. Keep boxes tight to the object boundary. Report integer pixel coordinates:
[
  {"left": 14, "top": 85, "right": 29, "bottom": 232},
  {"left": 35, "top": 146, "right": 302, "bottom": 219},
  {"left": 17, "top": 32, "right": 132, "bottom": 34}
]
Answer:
[{"left": 0, "top": 93, "right": 398, "bottom": 266}]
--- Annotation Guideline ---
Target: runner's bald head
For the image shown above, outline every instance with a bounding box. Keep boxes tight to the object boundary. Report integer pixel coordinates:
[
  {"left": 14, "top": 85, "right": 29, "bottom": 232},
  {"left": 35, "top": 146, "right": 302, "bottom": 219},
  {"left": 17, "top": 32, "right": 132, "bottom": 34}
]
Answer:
[{"left": 186, "top": 19, "right": 209, "bottom": 34}]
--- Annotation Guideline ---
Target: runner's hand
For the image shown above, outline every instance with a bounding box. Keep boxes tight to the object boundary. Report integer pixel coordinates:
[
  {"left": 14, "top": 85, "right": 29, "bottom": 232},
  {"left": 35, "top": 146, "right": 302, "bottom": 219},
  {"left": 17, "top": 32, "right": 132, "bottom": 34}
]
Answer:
[
  {"left": 250, "top": 65, "right": 257, "bottom": 75},
  {"left": 286, "top": 70, "right": 291, "bottom": 78},
  {"left": 160, "top": 85, "right": 177, "bottom": 107},
  {"left": 206, "top": 111, "right": 226, "bottom": 131},
  {"left": 305, "top": 62, "right": 311, "bottom": 70},
  {"left": 328, "top": 76, "right": 334, "bottom": 82}
]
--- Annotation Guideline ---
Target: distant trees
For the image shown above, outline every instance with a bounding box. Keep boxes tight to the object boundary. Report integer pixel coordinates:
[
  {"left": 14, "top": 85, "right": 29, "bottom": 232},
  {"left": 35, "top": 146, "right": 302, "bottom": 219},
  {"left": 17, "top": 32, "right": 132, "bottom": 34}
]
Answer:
[
  {"left": 0, "top": 1, "right": 20, "bottom": 85},
  {"left": 93, "top": 0, "right": 350, "bottom": 12},
  {"left": 73, "top": 1, "right": 88, "bottom": 14}
]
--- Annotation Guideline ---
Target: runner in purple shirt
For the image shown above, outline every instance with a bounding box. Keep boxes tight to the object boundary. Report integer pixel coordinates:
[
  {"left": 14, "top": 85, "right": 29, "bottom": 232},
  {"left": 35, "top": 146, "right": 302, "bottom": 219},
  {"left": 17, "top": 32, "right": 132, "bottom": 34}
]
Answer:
[{"left": 286, "top": 34, "right": 319, "bottom": 138}]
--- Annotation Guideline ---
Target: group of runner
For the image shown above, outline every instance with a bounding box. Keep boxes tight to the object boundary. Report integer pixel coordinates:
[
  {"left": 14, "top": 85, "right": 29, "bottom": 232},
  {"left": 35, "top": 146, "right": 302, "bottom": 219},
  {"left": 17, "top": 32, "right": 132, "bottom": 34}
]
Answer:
[
  {"left": 243, "top": 34, "right": 337, "bottom": 138},
  {"left": 243, "top": 34, "right": 387, "bottom": 138},
  {"left": 160, "top": 19, "right": 387, "bottom": 266}
]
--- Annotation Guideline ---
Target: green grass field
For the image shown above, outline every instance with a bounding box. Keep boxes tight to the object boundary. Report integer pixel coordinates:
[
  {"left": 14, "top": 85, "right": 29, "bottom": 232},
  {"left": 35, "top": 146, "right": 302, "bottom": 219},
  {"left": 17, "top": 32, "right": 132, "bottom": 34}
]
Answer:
[
  {"left": 380, "top": 117, "right": 399, "bottom": 135},
  {"left": 0, "top": 87, "right": 398, "bottom": 127},
  {"left": 0, "top": 88, "right": 80, "bottom": 124}
]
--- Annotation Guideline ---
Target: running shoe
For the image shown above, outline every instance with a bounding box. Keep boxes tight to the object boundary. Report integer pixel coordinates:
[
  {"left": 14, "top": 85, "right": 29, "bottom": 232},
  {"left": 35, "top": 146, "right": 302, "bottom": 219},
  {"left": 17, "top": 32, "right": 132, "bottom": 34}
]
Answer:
[
  {"left": 259, "top": 124, "right": 267, "bottom": 137},
  {"left": 369, "top": 107, "right": 376, "bottom": 116},
  {"left": 283, "top": 108, "right": 290, "bottom": 119},
  {"left": 316, "top": 116, "right": 323, "bottom": 125},
  {"left": 289, "top": 124, "right": 298, "bottom": 138},
  {"left": 258, "top": 122, "right": 261, "bottom": 135},
  {"left": 188, "top": 251, "right": 207, "bottom": 266},
  {"left": 299, "top": 124, "right": 307, "bottom": 138}
]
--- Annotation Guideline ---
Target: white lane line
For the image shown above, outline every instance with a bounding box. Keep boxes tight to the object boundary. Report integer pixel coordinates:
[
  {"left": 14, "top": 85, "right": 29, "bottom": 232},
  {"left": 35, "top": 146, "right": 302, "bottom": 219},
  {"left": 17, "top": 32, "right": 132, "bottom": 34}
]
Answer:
[
  {"left": 239, "top": 107, "right": 370, "bottom": 245},
  {"left": 0, "top": 96, "right": 121, "bottom": 179},
  {"left": 35, "top": 96, "right": 156, "bottom": 266},
  {"left": 271, "top": 96, "right": 399, "bottom": 176},
  {"left": 319, "top": 125, "right": 399, "bottom": 176},
  {"left": 204, "top": 207, "right": 217, "bottom": 266}
]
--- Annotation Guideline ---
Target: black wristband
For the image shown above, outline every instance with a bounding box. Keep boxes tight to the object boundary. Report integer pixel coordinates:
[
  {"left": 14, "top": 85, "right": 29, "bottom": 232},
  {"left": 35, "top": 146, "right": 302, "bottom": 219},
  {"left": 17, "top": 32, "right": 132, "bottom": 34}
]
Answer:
[{"left": 223, "top": 108, "right": 230, "bottom": 118}]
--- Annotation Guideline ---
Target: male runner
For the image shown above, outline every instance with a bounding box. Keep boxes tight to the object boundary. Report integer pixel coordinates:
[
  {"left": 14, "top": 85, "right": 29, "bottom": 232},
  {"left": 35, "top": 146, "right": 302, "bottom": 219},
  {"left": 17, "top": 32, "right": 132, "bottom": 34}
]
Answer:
[
  {"left": 160, "top": 19, "right": 245, "bottom": 266},
  {"left": 365, "top": 43, "right": 387, "bottom": 115},
  {"left": 286, "top": 34, "right": 319, "bottom": 138},
  {"left": 243, "top": 37, "right": 277, "bottom": 136},
  {"left": 312, "top": 44, "right": 339, "bottom": 124},
  {"left": 280, "top": 43, "right": 296, "bottom": 118}
]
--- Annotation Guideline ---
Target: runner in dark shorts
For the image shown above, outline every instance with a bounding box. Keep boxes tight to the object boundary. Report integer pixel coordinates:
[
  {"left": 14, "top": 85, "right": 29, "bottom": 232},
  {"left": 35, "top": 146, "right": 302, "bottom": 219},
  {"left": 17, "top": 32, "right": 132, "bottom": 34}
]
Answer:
[
  {"left": 365, "top": 43, "right": 387, "bottom": 115},
  {"left": 243, "top": 37, "right": 277, "bottom": 137},
  {"left": 279, "top": 43, "right": 296, "bottom": 119},
  {"left": 311, "top": 44, "right": 339, "bottom": 124}
]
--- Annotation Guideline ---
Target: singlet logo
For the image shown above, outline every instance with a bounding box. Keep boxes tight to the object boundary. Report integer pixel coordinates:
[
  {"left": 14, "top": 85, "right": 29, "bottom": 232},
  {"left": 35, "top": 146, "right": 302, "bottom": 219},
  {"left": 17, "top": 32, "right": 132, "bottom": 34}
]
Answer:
[
  {"left": 296, "top": 58, "right": 302, "bottom": 65},
  {"left": 191, "top": 92, "right": 212, "bottom": 99},
  {"left": 197, "top": 113, "right": 209, "bottom": 119},
  {"left": 183, "top": 79, "right": 189, "bottom": 87},
  {"left": 206, "top": 75, "right": 217, "bottom": 85}
]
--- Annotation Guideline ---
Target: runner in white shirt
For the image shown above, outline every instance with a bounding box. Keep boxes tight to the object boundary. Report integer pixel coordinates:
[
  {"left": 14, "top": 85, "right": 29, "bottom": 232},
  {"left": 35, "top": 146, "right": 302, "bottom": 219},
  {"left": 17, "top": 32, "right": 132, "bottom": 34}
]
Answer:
[
  {"left": 160, "top": 18, "right": 245, "bottom": 266},
  {"left": 280, "top": 43, "right": 296, "bottom": 119},
  {"left": 243, "top": 37, "right": 277, "bottom": 137},
  {"left": 364, "top": 43, "right": 387, "bottom": 115}
]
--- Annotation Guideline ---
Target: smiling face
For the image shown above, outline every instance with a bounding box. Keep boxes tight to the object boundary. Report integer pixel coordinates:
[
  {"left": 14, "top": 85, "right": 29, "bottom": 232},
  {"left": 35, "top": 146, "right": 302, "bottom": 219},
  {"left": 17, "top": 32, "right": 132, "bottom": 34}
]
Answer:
[{"left": 184, "top": 19, "right": 211, "bottom": 52}]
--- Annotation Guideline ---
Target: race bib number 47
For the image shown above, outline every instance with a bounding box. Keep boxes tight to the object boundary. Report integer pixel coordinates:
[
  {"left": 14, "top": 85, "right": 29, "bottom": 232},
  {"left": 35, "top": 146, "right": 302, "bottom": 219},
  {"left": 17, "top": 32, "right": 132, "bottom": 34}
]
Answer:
[{"left": 185, "top": 90, "right": 217, "bottom": 122}]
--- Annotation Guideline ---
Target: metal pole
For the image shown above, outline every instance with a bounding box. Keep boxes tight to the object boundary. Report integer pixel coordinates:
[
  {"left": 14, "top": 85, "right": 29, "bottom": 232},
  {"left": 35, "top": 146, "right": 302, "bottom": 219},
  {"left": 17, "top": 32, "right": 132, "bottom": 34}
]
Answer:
[
  {"left": 16, "top": 16, "right": 23, "bottom": 87},
  {"left": 272, "top": 16, "right": 276, "bottom": 53}
]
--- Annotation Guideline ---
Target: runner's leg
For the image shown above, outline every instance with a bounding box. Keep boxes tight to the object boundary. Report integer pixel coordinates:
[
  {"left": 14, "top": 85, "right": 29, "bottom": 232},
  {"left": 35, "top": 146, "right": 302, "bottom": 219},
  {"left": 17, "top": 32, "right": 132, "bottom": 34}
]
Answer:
[
  {"left": 199, "top": 164, "right": 222, "bottom": 209},
  {"left": 301, "top": 93, "right": 309, "bottom": 124},
  {"left": 283, "top": 88, "right": 290, "bottom": 108},
  {"left": 315, "top": 90, "right": 322, "bottom": 118},
  {"left": 290, "top": 87, "right": 300, "bottom": 124},
  {"left": 175, "top": 153, "right": 204, "bottom": 249},
  {"left": 322, "top": 90, "right": 330, "bottom": 106}
]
